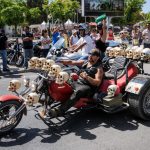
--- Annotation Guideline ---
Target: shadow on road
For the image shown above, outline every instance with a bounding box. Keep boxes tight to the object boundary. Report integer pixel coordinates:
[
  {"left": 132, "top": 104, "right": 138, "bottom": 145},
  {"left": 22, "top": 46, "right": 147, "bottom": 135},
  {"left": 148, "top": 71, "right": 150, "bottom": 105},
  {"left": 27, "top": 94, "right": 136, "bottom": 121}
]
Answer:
[{"left": 0, "top": 109, "right": 150, "bottom": 146}]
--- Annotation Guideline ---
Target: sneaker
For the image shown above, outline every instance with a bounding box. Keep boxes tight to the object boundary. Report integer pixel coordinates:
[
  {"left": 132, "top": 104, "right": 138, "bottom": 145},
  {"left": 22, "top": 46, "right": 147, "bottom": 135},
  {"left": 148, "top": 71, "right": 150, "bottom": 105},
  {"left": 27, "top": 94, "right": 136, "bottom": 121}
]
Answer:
[{"left": 3, "top": 68, "right": 10, "bottom": 72}]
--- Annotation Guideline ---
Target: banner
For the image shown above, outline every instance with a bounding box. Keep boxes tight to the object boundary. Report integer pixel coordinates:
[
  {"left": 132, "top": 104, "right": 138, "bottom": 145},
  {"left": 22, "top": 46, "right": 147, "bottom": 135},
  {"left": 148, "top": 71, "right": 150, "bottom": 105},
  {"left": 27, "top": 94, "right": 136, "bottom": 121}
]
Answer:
[{"left": 82, "top": 0, "right": 124, "bottom": 17}]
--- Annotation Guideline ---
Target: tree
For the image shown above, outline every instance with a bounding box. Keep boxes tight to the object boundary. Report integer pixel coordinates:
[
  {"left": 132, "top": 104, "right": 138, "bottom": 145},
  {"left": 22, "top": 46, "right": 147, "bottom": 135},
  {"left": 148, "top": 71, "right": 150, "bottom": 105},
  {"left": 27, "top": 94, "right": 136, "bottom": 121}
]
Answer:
[
  {"left": 112, "top": 0, "right": 145, "bottom": 26},
  {"left": 1, "top": 5, "right": 26, "bottom": 34},
  {"left": 46, "top": 0, "right": 79, "bottom": 28}
]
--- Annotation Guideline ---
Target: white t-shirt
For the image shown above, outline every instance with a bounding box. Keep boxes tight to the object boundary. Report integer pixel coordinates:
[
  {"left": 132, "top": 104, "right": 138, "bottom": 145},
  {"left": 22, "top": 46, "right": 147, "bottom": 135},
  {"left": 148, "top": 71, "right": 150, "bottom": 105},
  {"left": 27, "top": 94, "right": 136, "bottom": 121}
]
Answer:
[
  {"left": 41, "top": 36, "right": 50, "bottom": 49},
  {"left": 76, "top": 35, "right": 95, "bottom": 56},
  {"left": 71, "top": 35, "right": 79, "bottom": 45},
  {"left": 142, "top": 29, "right": 150, "bottom": 44}
]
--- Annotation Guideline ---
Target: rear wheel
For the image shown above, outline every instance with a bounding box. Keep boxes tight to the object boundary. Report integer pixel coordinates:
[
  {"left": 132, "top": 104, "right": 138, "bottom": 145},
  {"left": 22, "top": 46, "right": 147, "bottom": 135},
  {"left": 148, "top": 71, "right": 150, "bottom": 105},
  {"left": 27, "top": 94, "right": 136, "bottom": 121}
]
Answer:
[
  {"left": 0, "top": 100, "right": 23, "bottom": 134},
  {"left": 128, "top": 81, "right": 150, "bottom": 120}
]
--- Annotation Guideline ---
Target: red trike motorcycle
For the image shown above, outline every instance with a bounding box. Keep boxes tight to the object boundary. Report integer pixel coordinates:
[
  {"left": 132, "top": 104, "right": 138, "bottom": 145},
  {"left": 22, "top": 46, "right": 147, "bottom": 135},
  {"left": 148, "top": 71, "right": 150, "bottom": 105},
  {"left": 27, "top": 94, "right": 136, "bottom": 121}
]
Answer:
[{"left": 1, "top": 56, "right": 150, "bottom": 134}]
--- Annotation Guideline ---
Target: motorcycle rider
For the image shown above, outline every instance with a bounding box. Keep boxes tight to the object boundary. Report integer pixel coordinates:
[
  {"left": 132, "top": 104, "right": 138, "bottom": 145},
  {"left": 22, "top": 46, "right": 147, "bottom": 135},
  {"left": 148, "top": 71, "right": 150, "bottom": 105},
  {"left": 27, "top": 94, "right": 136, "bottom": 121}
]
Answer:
[{"left": 39, "top": 48, "right": 103, "bottom": 118}]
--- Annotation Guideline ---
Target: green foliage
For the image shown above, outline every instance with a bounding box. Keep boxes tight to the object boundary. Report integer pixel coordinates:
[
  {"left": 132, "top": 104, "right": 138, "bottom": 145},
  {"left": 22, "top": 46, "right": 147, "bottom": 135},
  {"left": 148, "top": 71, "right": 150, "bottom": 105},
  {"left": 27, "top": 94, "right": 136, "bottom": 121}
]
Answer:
[
  {"left": 1, "top": 5, "right": 26, "bottom": 29},
  {"left": 47, "top": 0, "right": 79, "bottom": 23},
  {"left": 112, "top": 0, "right": 146, "bottom": 26}
]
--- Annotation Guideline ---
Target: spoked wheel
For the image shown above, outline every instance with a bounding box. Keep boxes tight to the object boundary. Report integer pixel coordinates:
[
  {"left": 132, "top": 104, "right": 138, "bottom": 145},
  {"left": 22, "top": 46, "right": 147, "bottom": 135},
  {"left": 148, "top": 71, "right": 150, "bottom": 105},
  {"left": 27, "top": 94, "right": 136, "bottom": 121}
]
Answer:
[
  {"left": 7, "top": 52, "right": 14, "bottom": 65},
  {"left": 0, "top": 101, "right": 23, "bottom": 134}
]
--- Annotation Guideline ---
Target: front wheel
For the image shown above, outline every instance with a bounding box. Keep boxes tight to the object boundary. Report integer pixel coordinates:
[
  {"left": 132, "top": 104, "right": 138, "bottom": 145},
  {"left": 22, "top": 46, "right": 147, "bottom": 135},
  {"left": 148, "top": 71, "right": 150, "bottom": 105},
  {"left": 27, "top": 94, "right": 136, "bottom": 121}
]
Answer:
[
  {"left": 0, "top": 100, "right": 23, "bottom": 134},
  {"left": 128, "top": 81, "right": 150, "bottom": 120}
]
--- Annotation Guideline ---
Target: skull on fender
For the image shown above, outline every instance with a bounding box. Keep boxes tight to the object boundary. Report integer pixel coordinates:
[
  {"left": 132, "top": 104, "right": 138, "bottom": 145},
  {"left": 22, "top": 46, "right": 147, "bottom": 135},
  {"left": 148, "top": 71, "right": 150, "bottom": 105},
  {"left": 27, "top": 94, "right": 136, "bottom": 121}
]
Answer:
[
  {"left": 55, "top": 71, "right": 69, "bottom": 85},
  {"left": 48, "top": 64, "right": 62, "bottom": 78}
]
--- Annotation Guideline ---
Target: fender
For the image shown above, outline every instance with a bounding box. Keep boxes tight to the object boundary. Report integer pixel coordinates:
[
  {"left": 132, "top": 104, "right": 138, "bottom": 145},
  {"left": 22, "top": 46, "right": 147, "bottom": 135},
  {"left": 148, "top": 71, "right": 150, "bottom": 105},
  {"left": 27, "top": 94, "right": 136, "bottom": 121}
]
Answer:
[
  {"left": 0, "top": 94, "right": 20, "bottom": 102},
  {"left": 0, "top": 94, "right": 27, "bottom": 116},
  {"left": 125, "top": 74, "right": 150, "bottom": 95}
]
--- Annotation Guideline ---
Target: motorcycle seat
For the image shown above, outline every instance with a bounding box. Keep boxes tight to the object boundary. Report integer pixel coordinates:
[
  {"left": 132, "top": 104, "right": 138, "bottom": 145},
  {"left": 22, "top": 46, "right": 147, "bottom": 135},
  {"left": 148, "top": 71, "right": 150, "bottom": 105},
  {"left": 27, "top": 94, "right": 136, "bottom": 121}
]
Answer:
[{"left": 104, "top": 56, "right": 127, "bottom": 80}]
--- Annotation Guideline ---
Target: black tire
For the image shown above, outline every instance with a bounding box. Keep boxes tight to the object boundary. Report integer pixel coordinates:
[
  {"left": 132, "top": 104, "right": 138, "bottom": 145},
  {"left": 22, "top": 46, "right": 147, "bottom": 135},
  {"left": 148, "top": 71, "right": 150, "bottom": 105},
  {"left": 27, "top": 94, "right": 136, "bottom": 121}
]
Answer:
[
  {"left": 0, "top": 100, "right": 23, "bottom": 134},
  {"left": 15, "top": 54, "right": 24, "bottom": 67},
  {"left": 7, "top": 53, "right": 14, "bottom": 65},
  {"left": 128, "top": 80, "right": 150, "bottom": 120}
]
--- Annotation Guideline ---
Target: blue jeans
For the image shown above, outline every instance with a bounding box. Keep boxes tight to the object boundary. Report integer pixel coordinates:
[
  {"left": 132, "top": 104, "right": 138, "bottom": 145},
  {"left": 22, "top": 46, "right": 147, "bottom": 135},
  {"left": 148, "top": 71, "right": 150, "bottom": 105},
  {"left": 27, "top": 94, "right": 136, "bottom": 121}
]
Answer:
[
  {"left": 0, "top": 50, "right": 7, "bottom": 70},
  {"left": 23, "top": 49, "right": 33, "bottom": 68}
]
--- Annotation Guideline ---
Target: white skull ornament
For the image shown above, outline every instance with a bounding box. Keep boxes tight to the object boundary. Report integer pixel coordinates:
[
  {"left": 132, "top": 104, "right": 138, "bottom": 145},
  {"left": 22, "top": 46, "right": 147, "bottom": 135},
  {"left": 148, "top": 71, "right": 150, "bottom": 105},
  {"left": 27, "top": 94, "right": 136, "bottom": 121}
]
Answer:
[
  {"left": 108, "top": 48, "right": 114, "bottom": 58},
  {"left": 42, "top": 59, "right": 55, "bottom": 71},
  {"left": 114, "top": 47, "right": 121, "bottom": 57},
  {"left": 133, "top": 47, "right": 142, "bottom": 60},
  {"left": 28, "top": 57, "right": 38, "bottom": 69},
  {"left": 107, "top": 85, "right": 119, "bottom": 97},
  {"left": 48, "top": 64, "right": 62, "bottom": 78},
  {"left": 8, "top": 79, "right": 21, "bottom": 91},
  {"left": 125, "top": 47, "right": 133, "bottom": 59},
  {"left": 55, "top": 71, "right": 69, "bottom": 85},
  {"left": 36, "top": 58, "right": 47, "bottom": 70},
  {"left": 26, "top": 92, "right": 39, "bottom": 106},
  {"left": 141, "top": 48, "right": 150, "bottom": 61}
]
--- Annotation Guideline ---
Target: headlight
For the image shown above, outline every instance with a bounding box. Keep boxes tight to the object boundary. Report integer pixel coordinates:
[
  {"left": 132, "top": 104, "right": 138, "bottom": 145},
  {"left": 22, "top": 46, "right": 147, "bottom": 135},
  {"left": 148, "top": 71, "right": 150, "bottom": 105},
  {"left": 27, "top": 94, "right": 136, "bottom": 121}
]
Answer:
[
  {"left": 30, "top": 82, "right": 38, "bottom": 92},
  {"left": 23, "top": 77, "right": 30, "bottom": 87}
]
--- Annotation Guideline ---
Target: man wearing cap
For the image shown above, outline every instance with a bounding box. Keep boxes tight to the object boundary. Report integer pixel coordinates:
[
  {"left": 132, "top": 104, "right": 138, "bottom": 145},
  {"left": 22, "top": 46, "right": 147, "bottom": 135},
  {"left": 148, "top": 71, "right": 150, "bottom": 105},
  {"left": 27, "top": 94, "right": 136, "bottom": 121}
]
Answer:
[
  {"left": 39, "top": 49, "right": 103, "bottom": 118},
  {"left": 142, "top": 23, "right": 150, "bottom": 48}
]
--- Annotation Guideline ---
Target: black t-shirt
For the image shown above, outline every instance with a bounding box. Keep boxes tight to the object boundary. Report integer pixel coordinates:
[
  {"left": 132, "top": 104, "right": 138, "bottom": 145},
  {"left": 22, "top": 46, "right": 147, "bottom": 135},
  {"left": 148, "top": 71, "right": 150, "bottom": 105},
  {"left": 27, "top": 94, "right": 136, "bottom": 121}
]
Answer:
[
  {"left": 0, "top": 34, "right": 7, "bottom": 50},
  {"left": 78, "top": 60, "right": 102, "bottom": 89},
  {"left": 95, "top": 39, "right": 107, "bottom": 53},
  {"left": 22, "top": 32, "right": 33, "bottom": 49}
]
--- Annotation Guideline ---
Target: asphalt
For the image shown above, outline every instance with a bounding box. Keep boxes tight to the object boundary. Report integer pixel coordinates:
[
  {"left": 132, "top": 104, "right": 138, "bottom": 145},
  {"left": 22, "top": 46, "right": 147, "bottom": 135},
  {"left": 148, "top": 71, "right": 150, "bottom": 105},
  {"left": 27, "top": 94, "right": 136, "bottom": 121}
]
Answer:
[{"left": 0, "top": 62, "right": 150, "bottom": 150}]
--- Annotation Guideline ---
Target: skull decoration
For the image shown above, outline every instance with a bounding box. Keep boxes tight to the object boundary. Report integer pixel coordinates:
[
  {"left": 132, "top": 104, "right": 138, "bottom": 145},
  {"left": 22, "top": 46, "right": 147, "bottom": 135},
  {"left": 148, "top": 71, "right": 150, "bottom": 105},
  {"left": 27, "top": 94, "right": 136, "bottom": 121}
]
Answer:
[
  {"left": 106, "top": 47, "right": 112, "bottom": 56},
  {"left": 133, "top": 47, "right": 142, "bottom": 60},
  {"left": 120, "top": 48, "right": 126, "bottom": 57},
  {"left": 48, "top": 64, "right": 62, "bottom": 78},
  {"left": 42, "top": 59, "right": 55, "bottom": 71},
  {"left": 141, "top": 48, "right": 150, "bottom": 61},
  {"left": 108, "top": 47, "right": 114, "bottom": 58},
  {"left": 125, "top": 47, "right": 133, "bottom": 59},
  {"left": 107, "top": 85, "right": 119, "bottom": 97},
  {"left": 114, "top": 47, "right": 121, "bottom": 57},
  {"left": 55, "top": 71, "right": 69, "bottom": 85},
  {"left": 36, "top": 58, "right": 47, "bottom": 70},
  {"left": 8, "top": 79, "right": 21, "bottom": 91},
  {"left": 26, "top": 92, "right": 39, "bottom": 106},
  {"left": 28, "top": 57, "right": 38, "bottom": 69}
]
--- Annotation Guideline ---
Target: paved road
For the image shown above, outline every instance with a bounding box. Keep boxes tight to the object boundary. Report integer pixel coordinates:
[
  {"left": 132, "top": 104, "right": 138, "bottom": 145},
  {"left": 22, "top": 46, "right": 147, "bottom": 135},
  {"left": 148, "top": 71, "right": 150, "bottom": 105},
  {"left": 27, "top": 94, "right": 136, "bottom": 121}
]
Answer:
[{"left": 0, "top": 64, "right": 150, "bottom": 150}]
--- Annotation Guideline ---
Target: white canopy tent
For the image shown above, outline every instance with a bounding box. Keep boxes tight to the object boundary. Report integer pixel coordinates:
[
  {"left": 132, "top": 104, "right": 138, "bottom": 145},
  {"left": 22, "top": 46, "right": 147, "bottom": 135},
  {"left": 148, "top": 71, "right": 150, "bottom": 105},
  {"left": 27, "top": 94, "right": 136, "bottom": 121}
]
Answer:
[
  {"left": 65, "top": 19, "right": 73, "bottom": 26},
  {"left": 41, "top": 21, "right": 47, "bottom": 30}
]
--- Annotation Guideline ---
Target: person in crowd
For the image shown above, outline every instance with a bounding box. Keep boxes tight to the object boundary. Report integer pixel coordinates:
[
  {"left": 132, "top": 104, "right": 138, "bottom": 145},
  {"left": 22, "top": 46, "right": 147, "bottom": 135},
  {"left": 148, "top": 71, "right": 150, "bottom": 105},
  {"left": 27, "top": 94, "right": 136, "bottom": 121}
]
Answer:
[
  {"left": 22, "top": 26, "right": 34, "bottom": 69},
  {"left": 107, "top": 26, "right": 114, "bottom": 41},
  {"left": 69, "top": 25, "right": 95, "bottom": 60},
  {"left": 0, "top": 30, "right": 10, "bottom": 72},
  {"left": 132, "top": 25, "right": 142, "bottom": 46},
  {"left": 95, "top": 19, "right": 107, "bottom": 60},
  {"left": 39, "top": 49, "right": 104, "bottom": 118},
  {"left": 40, "top": 30, "right": 51, "bottom": 57},
  {"left": 90, "top": 28, "right": 99, "bottom": 42},
  {"left": 119, "top": 30, "right": 129, "bottom": 48},
  {"left": 142, "top": 22, "right": 150, "bottom": 48},
  {"left": 69, "top": 29, "right": 79, "bottom": 47},
  {"left": 52, "top": 27, "right": 60, "bottom": 45}
]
